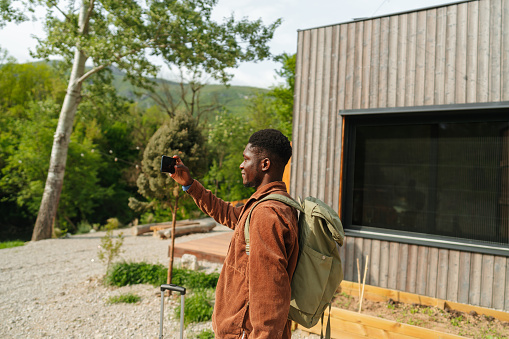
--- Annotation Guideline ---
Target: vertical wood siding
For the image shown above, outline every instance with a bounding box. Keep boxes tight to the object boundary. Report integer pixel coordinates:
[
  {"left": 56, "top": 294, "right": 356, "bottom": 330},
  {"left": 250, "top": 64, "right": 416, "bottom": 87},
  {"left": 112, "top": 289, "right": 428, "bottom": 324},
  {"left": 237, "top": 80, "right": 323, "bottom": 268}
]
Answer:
[
  {"left": 292, "top": 0, "right": 509, "bottom": 311},
  {"left": 338, "top": 238, "right": 509, "bottom": 310}
]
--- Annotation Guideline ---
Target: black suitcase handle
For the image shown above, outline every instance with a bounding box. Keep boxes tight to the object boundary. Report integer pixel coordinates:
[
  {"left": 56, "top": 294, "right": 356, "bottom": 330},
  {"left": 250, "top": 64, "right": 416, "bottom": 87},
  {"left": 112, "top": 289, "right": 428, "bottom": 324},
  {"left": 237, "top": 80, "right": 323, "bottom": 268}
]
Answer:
[
  {"left": 161, "top": 284, "right": 186, "bottom": 295},
  {"left": 160, "top": 284, "right": 186, "bottom": 339}
]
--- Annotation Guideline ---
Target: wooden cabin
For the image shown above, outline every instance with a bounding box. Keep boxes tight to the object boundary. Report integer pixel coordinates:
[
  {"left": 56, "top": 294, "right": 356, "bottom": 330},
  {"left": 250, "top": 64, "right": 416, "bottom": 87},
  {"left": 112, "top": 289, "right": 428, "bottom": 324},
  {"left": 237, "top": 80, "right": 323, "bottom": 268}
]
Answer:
[{"left": 290, "top": 0, "right": 509, "bottom": 311}]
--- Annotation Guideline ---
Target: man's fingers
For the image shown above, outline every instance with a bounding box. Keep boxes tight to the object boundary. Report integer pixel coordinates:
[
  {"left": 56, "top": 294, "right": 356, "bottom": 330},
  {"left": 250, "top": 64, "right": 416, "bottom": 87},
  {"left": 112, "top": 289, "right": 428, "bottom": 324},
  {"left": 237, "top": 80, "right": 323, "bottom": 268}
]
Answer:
[{"left": 172, "top": 155, "right": 183, "bottom": 165}]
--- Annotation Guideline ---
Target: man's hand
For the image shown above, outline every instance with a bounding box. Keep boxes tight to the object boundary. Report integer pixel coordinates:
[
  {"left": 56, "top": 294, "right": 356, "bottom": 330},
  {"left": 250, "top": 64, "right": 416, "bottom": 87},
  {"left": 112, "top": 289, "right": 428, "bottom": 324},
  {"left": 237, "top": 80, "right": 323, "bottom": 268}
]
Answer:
[{"left": 169, "top": 155, "right": 194, "bottom": 187}]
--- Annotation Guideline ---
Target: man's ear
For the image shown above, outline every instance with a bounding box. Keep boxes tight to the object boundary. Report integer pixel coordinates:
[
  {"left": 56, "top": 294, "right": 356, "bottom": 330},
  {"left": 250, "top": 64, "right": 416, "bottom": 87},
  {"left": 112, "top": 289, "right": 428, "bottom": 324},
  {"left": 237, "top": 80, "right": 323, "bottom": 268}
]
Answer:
[{"left": 260, "top": 157, "right": 270, "bottom": 172}]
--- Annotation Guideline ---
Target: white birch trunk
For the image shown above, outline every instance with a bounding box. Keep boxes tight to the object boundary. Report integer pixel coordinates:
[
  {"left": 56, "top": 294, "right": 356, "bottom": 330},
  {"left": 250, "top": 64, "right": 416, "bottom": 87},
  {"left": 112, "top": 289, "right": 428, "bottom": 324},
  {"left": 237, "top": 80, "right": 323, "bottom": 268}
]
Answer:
[{"left": 31, "top": 2, "right": 90, "bottom": 241}]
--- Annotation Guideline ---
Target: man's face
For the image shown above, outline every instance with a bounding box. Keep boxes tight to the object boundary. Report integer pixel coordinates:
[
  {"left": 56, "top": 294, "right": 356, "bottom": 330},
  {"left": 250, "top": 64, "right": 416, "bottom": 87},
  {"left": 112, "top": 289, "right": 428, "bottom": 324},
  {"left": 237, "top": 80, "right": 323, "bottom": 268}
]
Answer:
[{"left": 240, "top": 144, "right": 264, "bottom": 189}]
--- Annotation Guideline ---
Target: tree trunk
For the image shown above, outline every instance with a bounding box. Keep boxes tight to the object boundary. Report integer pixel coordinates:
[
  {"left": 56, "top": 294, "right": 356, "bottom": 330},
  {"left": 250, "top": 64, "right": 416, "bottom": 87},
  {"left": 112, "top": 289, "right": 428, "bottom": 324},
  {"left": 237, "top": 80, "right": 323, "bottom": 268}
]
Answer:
[{"left": 31, "top": 2, "right": 90, "bottom": 241}]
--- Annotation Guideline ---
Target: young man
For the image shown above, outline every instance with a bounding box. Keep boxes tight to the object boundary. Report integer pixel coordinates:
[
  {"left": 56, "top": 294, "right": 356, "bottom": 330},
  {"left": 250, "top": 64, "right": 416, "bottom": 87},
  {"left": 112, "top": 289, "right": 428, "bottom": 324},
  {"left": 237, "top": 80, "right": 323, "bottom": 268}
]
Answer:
[{"left": 170, "top": 129, "right": 299, "bottom": 338}]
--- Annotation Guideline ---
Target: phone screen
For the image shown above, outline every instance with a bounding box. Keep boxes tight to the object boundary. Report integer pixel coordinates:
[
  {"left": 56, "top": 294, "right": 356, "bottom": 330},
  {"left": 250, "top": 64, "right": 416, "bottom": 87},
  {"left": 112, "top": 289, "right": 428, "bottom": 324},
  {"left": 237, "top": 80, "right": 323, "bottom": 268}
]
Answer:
[{"left": 160, "top": 155, "right": 177, "bottom": 174}]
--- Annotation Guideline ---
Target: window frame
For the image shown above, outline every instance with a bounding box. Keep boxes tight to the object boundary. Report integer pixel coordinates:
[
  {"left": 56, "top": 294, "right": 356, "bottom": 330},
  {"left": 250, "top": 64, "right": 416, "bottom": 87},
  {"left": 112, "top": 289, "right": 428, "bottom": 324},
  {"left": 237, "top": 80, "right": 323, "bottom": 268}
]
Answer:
[{"left": 341, "top": 102, "right": 509, "bottom": 257}]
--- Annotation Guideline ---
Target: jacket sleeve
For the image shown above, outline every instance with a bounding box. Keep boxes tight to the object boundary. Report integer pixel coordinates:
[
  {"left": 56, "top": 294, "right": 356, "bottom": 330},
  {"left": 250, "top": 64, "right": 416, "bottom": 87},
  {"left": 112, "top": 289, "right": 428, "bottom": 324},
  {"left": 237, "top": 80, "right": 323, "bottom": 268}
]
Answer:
[
  {"left": 185, "top": 180, "right": 242, "bottom": 230},
  {"left": 248, "top": 204, "right": 297, "bottom": 338}
]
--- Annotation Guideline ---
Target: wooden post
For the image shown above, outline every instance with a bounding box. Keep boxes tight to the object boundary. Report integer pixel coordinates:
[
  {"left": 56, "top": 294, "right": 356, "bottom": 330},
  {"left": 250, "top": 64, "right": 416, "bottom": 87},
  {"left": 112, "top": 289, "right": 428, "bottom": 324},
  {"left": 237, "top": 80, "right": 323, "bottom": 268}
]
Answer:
[
  {"left": 359, "top": 255, "right": 369, "bottom": 313},
  {"left": 167, "top": 191, "right": 180, "bottom": 285}
]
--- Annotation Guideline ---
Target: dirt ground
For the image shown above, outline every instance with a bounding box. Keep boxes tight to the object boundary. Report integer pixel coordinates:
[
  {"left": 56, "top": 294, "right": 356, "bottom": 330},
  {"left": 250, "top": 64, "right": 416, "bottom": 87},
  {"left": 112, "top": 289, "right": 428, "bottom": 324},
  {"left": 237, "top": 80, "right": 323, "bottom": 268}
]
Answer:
[{"left": 332, "top": 291, "right": 509, "bottom": 338}]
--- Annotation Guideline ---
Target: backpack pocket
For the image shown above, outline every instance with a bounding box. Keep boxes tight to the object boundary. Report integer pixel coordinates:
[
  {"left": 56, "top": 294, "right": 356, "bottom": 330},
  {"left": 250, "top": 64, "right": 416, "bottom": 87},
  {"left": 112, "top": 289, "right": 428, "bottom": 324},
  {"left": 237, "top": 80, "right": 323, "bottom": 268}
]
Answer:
[{"left": 290, "top": 244, "right": 333, "bottom": 315}]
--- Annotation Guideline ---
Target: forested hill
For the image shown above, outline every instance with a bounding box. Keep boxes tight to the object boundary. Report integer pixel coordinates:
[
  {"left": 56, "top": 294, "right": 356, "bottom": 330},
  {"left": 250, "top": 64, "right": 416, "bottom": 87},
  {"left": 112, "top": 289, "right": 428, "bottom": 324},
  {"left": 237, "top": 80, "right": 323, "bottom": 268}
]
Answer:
[
  {"left": 19, "top": 61, "right": 268, "bottom": 117},
  {"left": 109, "top": 65, "right": 268, "bottom": 116}
]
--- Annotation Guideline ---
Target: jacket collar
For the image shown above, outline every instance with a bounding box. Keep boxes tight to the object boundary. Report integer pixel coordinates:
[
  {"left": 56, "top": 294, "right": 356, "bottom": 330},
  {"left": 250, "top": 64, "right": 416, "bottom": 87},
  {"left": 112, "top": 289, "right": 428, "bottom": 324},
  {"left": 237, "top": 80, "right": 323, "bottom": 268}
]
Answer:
[{"left": 250, "top": 181, "right": 288, "bottom": 201}]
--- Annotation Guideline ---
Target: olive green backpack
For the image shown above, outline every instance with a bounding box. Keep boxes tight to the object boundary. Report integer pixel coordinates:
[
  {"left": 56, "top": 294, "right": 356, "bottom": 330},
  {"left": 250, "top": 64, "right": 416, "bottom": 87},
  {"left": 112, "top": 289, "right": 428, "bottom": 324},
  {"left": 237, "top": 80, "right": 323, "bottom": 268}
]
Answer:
[{"left": 244, "top": 194, "right": 344, "bottom": 338}]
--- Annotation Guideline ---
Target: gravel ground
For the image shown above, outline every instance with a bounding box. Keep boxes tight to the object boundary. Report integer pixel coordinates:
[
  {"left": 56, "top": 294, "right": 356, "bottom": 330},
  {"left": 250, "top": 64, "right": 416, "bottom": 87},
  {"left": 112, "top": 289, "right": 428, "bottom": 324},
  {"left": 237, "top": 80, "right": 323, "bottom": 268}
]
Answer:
[{"left": 0, "top": 221, "right": 318, "bottom": 339}]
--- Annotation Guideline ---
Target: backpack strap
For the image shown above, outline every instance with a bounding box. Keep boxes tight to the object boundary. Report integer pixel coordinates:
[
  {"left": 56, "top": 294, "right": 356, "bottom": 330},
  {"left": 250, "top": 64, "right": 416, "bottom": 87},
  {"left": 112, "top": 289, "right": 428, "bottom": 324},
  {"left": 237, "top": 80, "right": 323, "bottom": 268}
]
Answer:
[{"left": 244, "top": 194, "right": 303, "bottom": 255}]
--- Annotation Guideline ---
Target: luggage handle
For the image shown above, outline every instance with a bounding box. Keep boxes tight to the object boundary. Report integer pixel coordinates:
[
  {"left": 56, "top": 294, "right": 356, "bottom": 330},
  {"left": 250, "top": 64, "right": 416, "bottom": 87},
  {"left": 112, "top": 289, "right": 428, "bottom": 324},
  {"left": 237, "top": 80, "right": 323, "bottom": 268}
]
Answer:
[{"left": 160, "top": 284, "right": 186, "bottom": 339}]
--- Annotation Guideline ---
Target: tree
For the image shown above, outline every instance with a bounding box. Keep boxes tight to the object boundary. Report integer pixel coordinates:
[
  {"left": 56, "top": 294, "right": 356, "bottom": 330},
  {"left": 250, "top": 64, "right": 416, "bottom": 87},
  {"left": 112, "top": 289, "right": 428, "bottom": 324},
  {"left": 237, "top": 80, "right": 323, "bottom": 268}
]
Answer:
[
  {"left": 1, "top": 0, "right": 281, "bottom": 240},
  {"left": 149, "top": 69, "right": 223, "bottom": 124},
  {"left": 204, "top": 111, "right": 254, "bottom": 201},
  {"left": 267, "top": 53, "right": 296, "bottom": 139},
  {"left": 201, "top": 53, "right": 296, "bottom": 203},
  {"left": 129, "top": 110, "right": 207, "bottom": 283}
]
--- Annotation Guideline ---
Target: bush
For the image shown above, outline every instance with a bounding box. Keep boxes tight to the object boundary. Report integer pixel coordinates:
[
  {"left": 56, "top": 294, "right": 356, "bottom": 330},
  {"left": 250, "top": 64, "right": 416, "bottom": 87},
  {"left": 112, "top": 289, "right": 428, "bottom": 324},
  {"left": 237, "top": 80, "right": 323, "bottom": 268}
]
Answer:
[
  {"left": 104, "top": 217, "right": 121, "bottom": 230},
  {"left": 176, "top": 289, "right": 215, "bottom": 325},
  {"left": 76, "top": 221, "right": 92, "bottom": 234},
  {"left": 197, "top": 329, "right": 215, "bottom": 339},
  {"left": 106, "top": 293, "right": 141, "bottom": 304},
  {"left": 104, "top": 262, "right": 220, "bottom": 289},
  {"left": 172, "top": 268, "right": 220, "bottom": 289},
  {"left": 105, "top": 262, "right": 167, "bottom": 287}
]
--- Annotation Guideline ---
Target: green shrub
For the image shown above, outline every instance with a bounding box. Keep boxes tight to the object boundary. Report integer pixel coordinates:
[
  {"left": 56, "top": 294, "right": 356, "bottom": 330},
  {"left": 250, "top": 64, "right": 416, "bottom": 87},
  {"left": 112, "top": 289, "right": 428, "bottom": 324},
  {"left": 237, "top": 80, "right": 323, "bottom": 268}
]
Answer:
[
  {"left": 105, "top": 262, "right": 167, "bottom": 287},
  {"left": 0, "top": 240, "right": 25, "bottom": 249},
  {"left": 197, "top": 329, "right": 215, "bottom": 339},
  {"left": 97, "top": 229, "right": 124, "bottom": 274},
  {"left": 172, "top": 268, "right": 220, "bottom": 289},
  {"left": 104, "top": 217, "right": 121, "bottom": 230},
  {"left": 176, "top": 289, "right": 214, "bottom": 325},
  {"left": 104, "top": 262, "right": 219, "bottom": 289},
  {"left": 106, "top": 292, "right": 141, "bottom": 304},
  {"left": 76, "top": 221, "right": 92, "bottom": 234}
]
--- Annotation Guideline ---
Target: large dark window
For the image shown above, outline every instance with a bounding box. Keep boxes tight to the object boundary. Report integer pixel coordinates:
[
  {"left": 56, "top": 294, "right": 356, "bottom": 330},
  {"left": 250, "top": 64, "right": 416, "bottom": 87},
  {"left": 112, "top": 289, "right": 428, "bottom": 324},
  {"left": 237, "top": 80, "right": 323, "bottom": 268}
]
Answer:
[{"left": 343, "top": 110, "right": 509, "bottom": 247}]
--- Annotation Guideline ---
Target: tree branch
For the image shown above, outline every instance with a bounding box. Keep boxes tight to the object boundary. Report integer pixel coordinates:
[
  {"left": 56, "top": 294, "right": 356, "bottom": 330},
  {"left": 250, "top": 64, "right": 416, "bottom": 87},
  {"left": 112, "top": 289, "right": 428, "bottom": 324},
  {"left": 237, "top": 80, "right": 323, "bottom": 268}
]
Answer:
[
  {"left": 47, "top": 0, "right": 71, "bottom": 22},
  {"left": 76, "top": 64, "right": 106, "bottom": 84},
  {"left": 83, "top": 0, "right": 96, "bottom": 31}
]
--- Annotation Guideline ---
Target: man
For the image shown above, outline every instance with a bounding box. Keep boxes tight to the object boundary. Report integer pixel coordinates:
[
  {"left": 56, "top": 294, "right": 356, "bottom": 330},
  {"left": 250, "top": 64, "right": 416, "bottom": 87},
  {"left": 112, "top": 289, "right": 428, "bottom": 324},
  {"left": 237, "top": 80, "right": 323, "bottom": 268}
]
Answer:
[{"left": 170, "top": 129, "right": 299, "bottom": 338}]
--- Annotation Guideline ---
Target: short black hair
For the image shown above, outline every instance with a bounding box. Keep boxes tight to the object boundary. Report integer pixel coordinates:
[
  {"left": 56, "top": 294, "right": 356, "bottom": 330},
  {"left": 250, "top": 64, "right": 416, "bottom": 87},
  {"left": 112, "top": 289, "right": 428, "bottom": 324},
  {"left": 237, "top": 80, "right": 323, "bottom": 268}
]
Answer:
[{"left": 248, "top": 129, "right": 292, "bottom": 167}]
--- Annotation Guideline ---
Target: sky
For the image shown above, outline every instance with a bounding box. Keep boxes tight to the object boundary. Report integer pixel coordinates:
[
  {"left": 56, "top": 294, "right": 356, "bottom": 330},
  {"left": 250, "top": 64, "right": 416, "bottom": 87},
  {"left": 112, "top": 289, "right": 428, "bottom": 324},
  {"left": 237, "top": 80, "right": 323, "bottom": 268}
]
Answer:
[{"left": 0, "top": 0, "right": 461, "bottom": 89}]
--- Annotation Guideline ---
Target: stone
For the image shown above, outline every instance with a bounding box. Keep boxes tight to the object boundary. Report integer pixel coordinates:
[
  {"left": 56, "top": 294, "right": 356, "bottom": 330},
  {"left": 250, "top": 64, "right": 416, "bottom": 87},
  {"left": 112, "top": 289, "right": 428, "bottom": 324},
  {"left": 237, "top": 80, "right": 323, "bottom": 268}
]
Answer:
[{"left": 180, "top": 254, "right": 199, "bottom": 271}]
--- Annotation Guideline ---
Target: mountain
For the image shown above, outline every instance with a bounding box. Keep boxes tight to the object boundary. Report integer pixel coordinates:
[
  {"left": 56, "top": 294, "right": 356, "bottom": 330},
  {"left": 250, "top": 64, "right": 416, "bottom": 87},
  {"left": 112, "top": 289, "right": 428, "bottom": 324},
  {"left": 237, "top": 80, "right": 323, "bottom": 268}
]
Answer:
[{"left": 110, "top": 66, "right": 268, "bottom": 117}]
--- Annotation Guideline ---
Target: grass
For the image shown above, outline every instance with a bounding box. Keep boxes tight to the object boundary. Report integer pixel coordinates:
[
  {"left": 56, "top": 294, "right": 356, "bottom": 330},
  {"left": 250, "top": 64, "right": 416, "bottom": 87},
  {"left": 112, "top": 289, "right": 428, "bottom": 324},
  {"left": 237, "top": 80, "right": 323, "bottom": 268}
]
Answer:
[
  {"left": 106, "top": 293, "right": 141, "bottom": 304},
  {"left": 0, "top": 240, "right": 25, "bottom": 249}
]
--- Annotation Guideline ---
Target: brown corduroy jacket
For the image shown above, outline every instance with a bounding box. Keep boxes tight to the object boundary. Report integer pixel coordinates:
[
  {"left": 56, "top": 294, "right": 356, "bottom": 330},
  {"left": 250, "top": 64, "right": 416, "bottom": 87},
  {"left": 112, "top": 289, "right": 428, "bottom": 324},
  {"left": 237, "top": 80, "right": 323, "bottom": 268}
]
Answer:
[{"left": 186, "top": 180, "right": 299, "bottom": 339}]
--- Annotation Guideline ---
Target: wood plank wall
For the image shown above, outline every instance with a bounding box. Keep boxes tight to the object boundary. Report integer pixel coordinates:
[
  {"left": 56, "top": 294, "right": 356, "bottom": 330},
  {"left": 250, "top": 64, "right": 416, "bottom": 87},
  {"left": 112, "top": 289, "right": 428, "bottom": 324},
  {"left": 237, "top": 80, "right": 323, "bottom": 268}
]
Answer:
[
  {"left": 338, "top": 238, "right": 509, "bottom": 311},
  {"left": 291, "top": 0, "right": 509, "bottom": 311}
]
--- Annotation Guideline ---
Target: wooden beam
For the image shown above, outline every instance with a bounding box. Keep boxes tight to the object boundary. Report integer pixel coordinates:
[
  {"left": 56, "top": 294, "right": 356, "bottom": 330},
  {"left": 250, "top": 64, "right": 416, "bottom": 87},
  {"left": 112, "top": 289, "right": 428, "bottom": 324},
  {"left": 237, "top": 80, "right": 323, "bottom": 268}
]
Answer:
[{"left": 296, "top": 307, "right": 467, "bottom": 339}]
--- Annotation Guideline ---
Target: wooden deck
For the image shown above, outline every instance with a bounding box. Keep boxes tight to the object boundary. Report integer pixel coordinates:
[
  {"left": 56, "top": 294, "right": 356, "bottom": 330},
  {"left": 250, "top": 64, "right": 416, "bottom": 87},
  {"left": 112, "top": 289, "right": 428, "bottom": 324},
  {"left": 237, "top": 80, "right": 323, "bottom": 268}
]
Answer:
[{"left": 173, "top": 232, "right": 233, "bottom": 263}]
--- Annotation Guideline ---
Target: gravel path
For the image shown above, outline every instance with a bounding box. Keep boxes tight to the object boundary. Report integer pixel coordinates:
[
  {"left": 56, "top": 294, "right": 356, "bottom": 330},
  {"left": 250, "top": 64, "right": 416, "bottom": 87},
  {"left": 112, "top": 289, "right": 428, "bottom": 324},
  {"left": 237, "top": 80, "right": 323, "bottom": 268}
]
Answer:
[{"left": 0, "top": 222, "right": 317, "bottom": 339}]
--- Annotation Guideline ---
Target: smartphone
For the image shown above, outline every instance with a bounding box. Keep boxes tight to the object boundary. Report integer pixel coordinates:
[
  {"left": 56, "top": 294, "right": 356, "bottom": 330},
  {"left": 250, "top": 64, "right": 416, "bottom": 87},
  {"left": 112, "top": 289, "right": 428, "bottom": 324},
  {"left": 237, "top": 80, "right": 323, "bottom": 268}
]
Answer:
[{"left": 160, "top": 155, "right": 177, "bottom": 174}]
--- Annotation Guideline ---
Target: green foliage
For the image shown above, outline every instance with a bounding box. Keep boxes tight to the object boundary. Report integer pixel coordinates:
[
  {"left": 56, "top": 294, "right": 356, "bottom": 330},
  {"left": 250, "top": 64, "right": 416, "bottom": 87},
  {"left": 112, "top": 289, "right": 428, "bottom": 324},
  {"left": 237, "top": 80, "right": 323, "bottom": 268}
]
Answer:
[
  {"left": 106, "top": 293, "right": 141, "bottom": 304},
  {"left": 129, "top": 110, "right": 207, "bottom": 217},
  {"left": 105, "top": 262, "right": 168, "bottom": 287},
  {"left": 139, "top": 197, "right": 205, "bottom": 224},
  {"left": 97, "top": 229, "right": 124, "bottom": 274},
  {"left": 0, "top": 240, "right": 25, "bottom": 249},
  {"left": 203, "top": 112, "right": 255, "bottom": 202},
  {"left": 0, "top": 62, "right": 66, "bottom": 111},
  {"left": 25, "top": 0, "right": 281, "bottom": 90},
  {"left": 176, "top": 289, "right": 215, "bottom": 326},
  {"left": 14, "top": 0, "right": 280, "bottom": 241},
  {"left": 0, "top": 62, "right": 67, "bottom": 239},
  {"left": 171, "top": 268, "right": 220, "bottom": 290},
  {"left": 76, "top": 221, "right": 92, "bottom": 234},
  {"left": 0, "top": 61, "right": 144, "bottom": 239},
  {"left": 267, "top": 53, "right": 296, "bottom": 140},
  {"left": 104, "top": 262, "right": 219, "bottom": 289},
  {"left": 104, "top": 218, "right": 121, "bottom": 230},
  {"left": 450, "top": 315, "right": 463, "bottom": 327},
  {"left": 236, "top": 53, "right": 295, "bottom": 141},
  {"left": 197, "top": 329, "right": 215, "bottom": 339}
]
